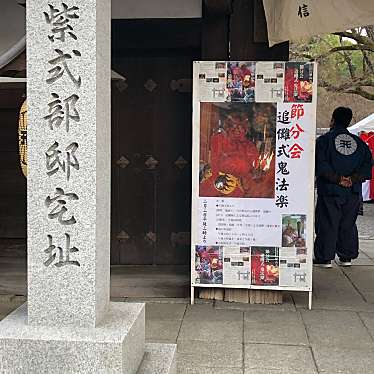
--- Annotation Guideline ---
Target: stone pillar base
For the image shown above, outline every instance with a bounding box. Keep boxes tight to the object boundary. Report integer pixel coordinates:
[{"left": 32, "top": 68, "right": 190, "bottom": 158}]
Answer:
[
  {"left": 0, "top": 302, "right": 177, "bottom": 374},
  {"left": 0, "top": 302, "right": 146, "bottom": 373}
]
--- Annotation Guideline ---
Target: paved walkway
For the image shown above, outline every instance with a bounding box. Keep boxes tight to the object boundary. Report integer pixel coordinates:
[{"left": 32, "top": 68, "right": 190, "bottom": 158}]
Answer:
[
  {"left": 1, "top": 239, "right": 374, "bottom": 373},
  {"left": 137, "top": 239, "right": 374, "bottom": 373}
]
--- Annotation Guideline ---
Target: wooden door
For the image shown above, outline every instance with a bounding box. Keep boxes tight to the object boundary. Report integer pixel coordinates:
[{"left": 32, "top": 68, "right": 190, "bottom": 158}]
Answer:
[{"left": 111, "top": 56, "right": 194, "bottom": 265}]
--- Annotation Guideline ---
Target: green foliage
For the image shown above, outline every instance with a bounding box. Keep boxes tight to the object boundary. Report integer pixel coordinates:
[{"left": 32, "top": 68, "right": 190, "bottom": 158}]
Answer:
[{"left": 290, "top": 27, "right": 374, "bottom": 100}]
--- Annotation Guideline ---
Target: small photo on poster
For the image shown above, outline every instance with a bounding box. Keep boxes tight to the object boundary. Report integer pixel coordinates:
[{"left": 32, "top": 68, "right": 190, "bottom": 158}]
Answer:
[
  {"left": 195, "top": 245, "right": 223, "bottom": 284},
  {"left": 279, "top": 247, "right": 308, "bottom": 287},
  {"left": 216, "top": 62, "right": 226, "bottom": 69},
  {"left": 223, "top": 249, "right": 251, "bottom": 285},
  {"left": 197, "top": 61, "right": 227, "bottom": 102},
  {"left": 226, "top": 62, "right": 256, "bottom": 103},
  {"left": 199, "top": 102, "right": 276, "bottom": 198},
  {"left": 255, "top": 62, "right": 285, "bottom": 102},
  {"left": 284, "top": 62, "right": 313, "bottom": 103},
  {"left": 251, "top": 247, "right": 279, "bottom": 286},
  {"left": 282, "top": 214, "right": 306, "bottom": 247}
]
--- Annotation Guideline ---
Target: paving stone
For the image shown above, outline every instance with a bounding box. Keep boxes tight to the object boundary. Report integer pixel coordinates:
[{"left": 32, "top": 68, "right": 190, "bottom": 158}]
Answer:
[
  {"left": 0, "top": 295, "right": 26, "bottom": 320},
  {"left": 244, "top": 310, "right": 308, "bottom": 345},
  {"left": 137, "top": 343, "right": 177, "bottom": 374},
  {"left": 0, "top": 258, "right": 27, "bottom": 296},
  {"left": 346, "top": 251, "right": 374, "bottom": 266},
  {"left": 312, "top": 345, "right": 374, "bottom": 373},
  {"left": 184, "top": 303, "right": 213, "bottom": 314},
  {"left": 301, "top": 309, "right": 373, "bottom": 348},
  {"left": 146, "top": 319, "right": 182, "bottom": 343},
  {"left": 359, "top": 239, "right": 374, "bottom": 249},
  {"left": 111, "top": 286, "right": 188, "bottom": 299},
  {"left": 361, "top": 250, "right": 374, "bottom": 261},
  {"left": 244, "top": 344, "right": 317, "bottom": 373},
  {"left": 357, "top": 312, "right": 374, "bottom": 339},
  {"left": 293, "top": 267, "right": 374, "bottom": 312},
  {"left": 357, "top": 204, "right": 374, "bottom": 239},
  {"left": 126, "top": 298, "right": 190, "bottom": 304},
  {"left": 110, "top": 266, "right": 189, "bottom": 298},
  {"left": 193, "top": 299, "right": 215, "bottom": 305},
  {"left": 359, "top": 291, "right": 374, "bottom": 304},
  {"left": 184, "top": 303, "right": 243, "bottom": 322},
  {"left": 342, "top": 266, "right": 374, "bottom": 294},
  {"left": 359, "top": 240, "right": 374, "bottom": 257},
  {"left": 146, "top": 303, "right": 186, "bottom": 321},
  {"left": 177, "top": 340, "right": 242, "bottom": 368},
  {"left": 177, "top": 365, "right": 240, "bottom": 374},
  {"left": 0, "top": 295, "right": 26, "bottom": 304},
  {"left": 360, "top": 251, "right": 374, "bottom": 260},
  {"left": 110, "top": 297, "right": 126, "bottom": 302},
  {"left": 178, "top": 319, "right": 243, "bottom": 343}
]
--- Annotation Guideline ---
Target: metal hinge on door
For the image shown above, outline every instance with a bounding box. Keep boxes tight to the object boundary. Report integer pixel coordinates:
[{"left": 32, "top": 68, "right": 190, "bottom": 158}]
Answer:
[
  {"left": 174, "top": 156, "right": 188, "bottom": 170},
  {"left": 116, "top": 156, "right": 130, "bottom": 169},
  {"left": 170, "top": 79, "right": 192, "bottom": 93},
  {"left": 144, "top": 79, "right": 157, "bottom": 92},
  {"left": 116, "top": 230, "right": 130, "bottom": 242},
  {"left": 145, "top": 231, "right": 157, "bottom": 243},
  {"left": 145, "top": 156, "right": 159, "bottom": 170}
]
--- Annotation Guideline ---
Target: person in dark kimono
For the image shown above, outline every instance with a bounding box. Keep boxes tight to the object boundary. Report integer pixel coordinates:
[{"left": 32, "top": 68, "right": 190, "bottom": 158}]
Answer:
[{"left": 314, "top": 107, "right": 372, "bottom": 268}]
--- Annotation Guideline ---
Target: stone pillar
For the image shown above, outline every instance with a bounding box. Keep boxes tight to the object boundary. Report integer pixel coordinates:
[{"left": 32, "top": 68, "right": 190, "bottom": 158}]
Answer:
[
  {"left": 0, "top": 1, "right": 177, "bottom": 372},
  {"left": 26, "top": 0, "right": 110, "bottom": 329}
]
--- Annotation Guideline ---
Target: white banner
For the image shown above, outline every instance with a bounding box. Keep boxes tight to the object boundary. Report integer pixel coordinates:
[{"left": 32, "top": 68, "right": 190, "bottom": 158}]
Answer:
[{"left": 263, "top": 0, "right": 374, "bottom": 47}]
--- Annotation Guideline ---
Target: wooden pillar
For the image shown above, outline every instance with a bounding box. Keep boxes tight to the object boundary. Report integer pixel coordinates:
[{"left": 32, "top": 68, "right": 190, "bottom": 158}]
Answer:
[
  {"left": 230, "top": 0, "right": 289, "bottom": 61},
  {"left": 199, "top": 0, "right": 288, "bottom": 304},
  {"left": 199, "top": 0, "right": 230, "bottom": 303},
  {"left": 201, "top": 0, "right": 231, "bottom": 60}
]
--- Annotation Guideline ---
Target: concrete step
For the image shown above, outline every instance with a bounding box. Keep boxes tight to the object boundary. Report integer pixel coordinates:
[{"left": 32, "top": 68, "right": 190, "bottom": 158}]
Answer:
[{"left": 137, "top": 343, "right": 177, "bottom": 374}]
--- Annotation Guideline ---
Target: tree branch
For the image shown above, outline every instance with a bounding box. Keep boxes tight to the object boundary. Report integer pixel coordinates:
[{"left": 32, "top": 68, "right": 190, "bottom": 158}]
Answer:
[
  {"left": 362, "top": 50, "right": 374, "bottom": 74},
  {"left": 344, "top": 87, "right": 374, "bottom": 100},
  {"left": 364, "top": 26, "right": 374, "bottom": 42},
  {"left": 339, "top": 36, "right": 356, "bottom": 80},
  {"left": 291, "top": 45, "right": 372, "bottom": 61},
  {"left": 322, "top": 79, "right": 374, "bottom": 100},
  {"left": 326, "top": 45, "right": 372, "bottom": 54},
  {"left": 323, "top": 77, "right": 373, "bottom": 89},
  {"left": 334, "top": 31, "right": 374, "bottom": 50}
]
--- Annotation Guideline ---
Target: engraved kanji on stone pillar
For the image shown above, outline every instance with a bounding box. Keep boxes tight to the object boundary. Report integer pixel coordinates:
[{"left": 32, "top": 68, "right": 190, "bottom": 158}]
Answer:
[{"left": 27, "top": 0, "right": 111, "bottom": 328}]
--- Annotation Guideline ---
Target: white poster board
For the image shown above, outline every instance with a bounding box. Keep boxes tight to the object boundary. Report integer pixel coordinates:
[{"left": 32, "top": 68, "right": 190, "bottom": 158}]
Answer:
[{"left": 191, "top": 61, "right": 317, "bottom": 308}]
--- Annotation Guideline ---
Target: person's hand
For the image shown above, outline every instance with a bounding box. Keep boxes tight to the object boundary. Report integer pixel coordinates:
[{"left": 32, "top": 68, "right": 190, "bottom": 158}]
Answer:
[
  {"left": 339, "top": 176, "right": 352, "bottom": 188},
  {"left": 339, "top": 176, "right": 352, "bottom": 187}
]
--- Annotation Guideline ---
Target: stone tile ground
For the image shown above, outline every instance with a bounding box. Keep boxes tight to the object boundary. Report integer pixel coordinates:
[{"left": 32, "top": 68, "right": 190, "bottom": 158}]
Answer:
[
  {"left": 1, "top": 238, "right": 374, "bottom": 372},
  {"left": 357, "top": 202, "right": 374, "bottom": 239}
]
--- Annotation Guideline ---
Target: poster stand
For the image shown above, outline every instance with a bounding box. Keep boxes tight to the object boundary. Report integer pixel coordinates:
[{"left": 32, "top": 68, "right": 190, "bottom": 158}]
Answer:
[{"left": 191, "top": 61, "right": 317, "bottom": 310}]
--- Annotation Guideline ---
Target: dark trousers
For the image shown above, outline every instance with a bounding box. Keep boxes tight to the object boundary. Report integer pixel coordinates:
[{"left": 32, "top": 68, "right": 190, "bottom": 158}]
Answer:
[{"left": 314, "top": 194, "right": 360, "bottom": 261}]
